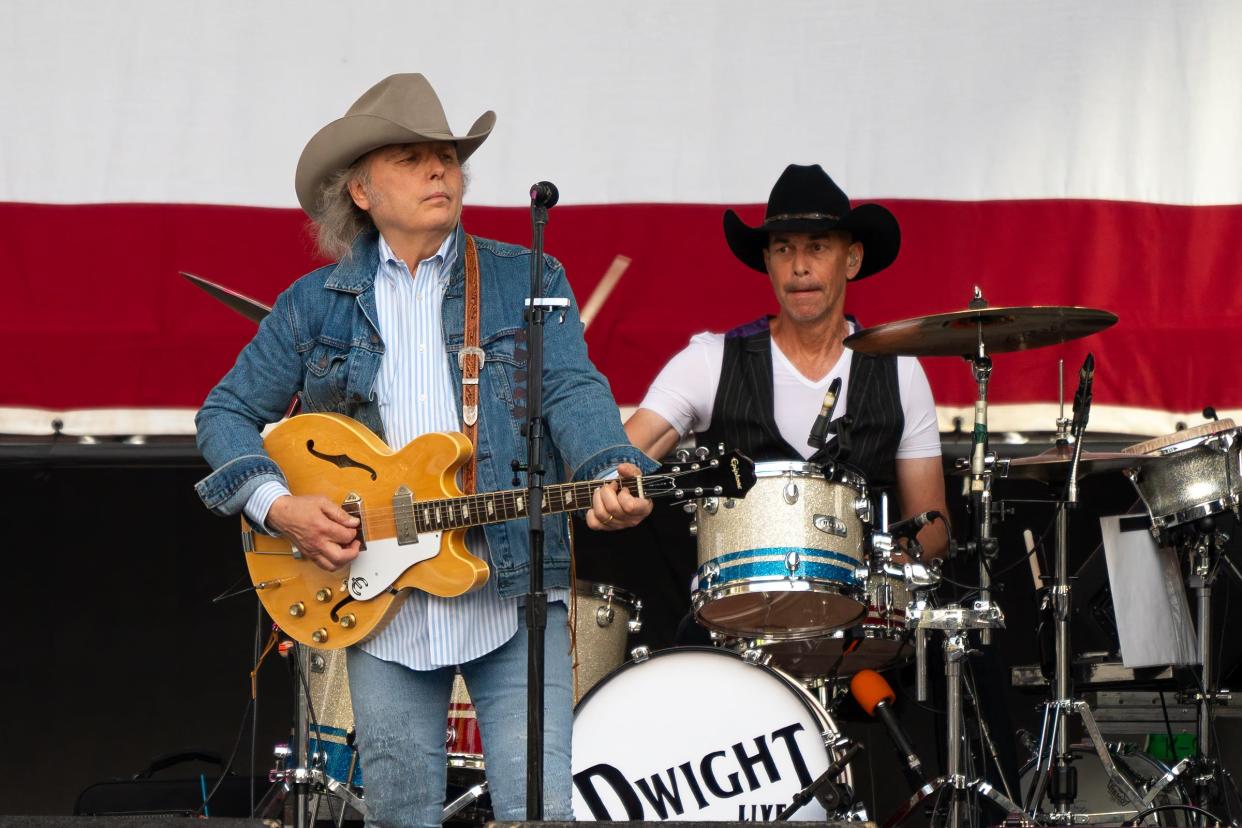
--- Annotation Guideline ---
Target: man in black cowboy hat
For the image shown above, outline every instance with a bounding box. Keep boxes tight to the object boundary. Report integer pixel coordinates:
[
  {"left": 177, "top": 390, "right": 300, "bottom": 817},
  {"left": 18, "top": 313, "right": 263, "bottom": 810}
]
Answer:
[
  {"left": 625, "top": 163, "right": 948, "bottom": 557},
  {"left": 195, "top": 74, "right": 652, "bottom": 827}
]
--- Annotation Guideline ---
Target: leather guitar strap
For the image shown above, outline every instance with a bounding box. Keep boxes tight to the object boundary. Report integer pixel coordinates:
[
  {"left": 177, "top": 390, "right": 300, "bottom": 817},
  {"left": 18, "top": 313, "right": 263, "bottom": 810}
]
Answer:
[{"left": 459, "top": 235, "right": 483, "bottom": 495}]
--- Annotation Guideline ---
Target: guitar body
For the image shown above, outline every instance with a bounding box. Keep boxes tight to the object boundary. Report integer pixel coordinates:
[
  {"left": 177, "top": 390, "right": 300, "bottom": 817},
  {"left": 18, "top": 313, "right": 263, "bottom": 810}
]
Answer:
[{"left": 245, "top": 413, "right": 490, "bottom": 649}]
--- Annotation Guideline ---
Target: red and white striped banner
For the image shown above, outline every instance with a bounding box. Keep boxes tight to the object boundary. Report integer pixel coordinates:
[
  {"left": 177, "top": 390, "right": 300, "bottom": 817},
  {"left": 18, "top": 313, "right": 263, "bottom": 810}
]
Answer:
[{"left": 4, "top": 1, "right": 1240, "bottom": 435}]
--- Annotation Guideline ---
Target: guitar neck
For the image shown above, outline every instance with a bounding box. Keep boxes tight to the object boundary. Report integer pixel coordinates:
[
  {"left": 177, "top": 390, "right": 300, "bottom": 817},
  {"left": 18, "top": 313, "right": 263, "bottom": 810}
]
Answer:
[{"left": 406, "top": 477, "right": 645, "bottom": 534}]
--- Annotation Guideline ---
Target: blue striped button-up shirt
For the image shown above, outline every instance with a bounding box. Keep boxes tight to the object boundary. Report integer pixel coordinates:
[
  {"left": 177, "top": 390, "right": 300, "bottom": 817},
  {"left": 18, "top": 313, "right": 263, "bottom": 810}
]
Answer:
[{"left": 246, "top": 229, "right": 566, "bottom": 670}]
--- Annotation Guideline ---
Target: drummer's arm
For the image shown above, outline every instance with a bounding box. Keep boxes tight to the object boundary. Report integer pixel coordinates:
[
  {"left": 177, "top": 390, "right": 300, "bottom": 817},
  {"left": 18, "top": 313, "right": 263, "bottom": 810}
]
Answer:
[
  {"left": 624, "top": 408, "right": 683, "bottom": 461},
  {"left": 896, "top": 456, "right": 950, "bottom": 560}
]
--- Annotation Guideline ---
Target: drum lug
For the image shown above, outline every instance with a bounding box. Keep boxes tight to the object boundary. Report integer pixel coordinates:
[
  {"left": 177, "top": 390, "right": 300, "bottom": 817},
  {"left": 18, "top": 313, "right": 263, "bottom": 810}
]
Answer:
[
  {"left": 628, "top": 599, "right": 644, "bottom": 634},
  {"left": 596, "top": 605, "right": 616, "bottom": 627},
  {"left": 741, "top": 647, "right": 771, "bottom": 666},
  {"left": 783, "top": 481, "right": 800, "bottom": 504},
  {"left": 855, "top": 496, "right": 873, "bottom": 524},
  {"left": 309, "top": 652, "right": 326, "bottom": 673},
  {"left": 629, "top": 645, "right": 651, "bottom": 663},
  {"left": 723, "top": 497, "right": 736, "bottom": 509},
  {"left": 785, "top": 549, "right": 801, "bottom": 573},
  {"left": 702, "top": 496, "right": 719, "bottom": 514}
]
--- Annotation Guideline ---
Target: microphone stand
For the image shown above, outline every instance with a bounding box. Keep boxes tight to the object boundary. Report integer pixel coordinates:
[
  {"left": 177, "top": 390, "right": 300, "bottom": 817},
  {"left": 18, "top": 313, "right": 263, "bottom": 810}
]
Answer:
[{"left": 518, "top": 181, "right": 564, "bottom": 820}]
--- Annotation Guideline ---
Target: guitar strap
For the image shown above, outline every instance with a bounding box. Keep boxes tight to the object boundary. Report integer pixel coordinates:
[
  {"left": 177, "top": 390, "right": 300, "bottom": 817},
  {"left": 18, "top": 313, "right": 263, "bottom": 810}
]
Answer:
[{"left": 459, "top": 234, "right": 483, "bottom": 495}]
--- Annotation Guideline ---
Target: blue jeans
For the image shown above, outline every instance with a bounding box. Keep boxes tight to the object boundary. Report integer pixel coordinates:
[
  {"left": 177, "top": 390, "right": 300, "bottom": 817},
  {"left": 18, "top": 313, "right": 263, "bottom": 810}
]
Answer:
[{"left": 346, "top": 602, "right": 573, "bottom": 828}]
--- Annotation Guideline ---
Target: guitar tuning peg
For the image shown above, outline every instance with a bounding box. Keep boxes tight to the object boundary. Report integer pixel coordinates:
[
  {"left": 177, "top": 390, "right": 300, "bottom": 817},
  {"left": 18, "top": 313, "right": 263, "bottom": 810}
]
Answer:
[
  {"left": 682, "top": 502, "right": 698, "bottom": 514},
  {"left": 717, "top": 443, "right": 725, "bottom": 455},
  {"left": 694, "top": 446, "right": 710, "bottom": 460},
  {"left": 675, "top": 448, "right": 691, "bottom": 462}
]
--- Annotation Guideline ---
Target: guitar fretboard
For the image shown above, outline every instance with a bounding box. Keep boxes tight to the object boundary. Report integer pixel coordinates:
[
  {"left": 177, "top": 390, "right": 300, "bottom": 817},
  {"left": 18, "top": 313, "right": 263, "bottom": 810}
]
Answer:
[{"left": 397, "top": 477, "right": 644, "bottom": 534}]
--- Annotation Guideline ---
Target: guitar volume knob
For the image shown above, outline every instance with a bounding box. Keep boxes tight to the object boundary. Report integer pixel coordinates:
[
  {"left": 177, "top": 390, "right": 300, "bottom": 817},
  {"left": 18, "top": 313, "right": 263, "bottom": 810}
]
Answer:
[
  {"left": 289, "top": 602, "right": 306, "bottom": 618},
  {"left": 339, "top": 614, "right": 356, "bottom": 629},
  {"left": 315, "top": 588, "right": 332, "bottom": 603},
  {"left": 311, "top": 628, "right": 329, "bottom": 644}
]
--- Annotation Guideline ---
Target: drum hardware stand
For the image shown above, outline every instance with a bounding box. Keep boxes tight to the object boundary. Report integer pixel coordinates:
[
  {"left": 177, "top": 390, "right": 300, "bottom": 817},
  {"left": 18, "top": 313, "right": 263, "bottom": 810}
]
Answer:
[
  {"left": 1168, "top": 517, "right": 1238, "bottom": 820},
  {"left": 959, "top": 288, "right": 1002, "bottom": 645},
  {"left": 777, "top": 738, "right": 864, "bottom": 821},
  {"left": 258, "top": 645, "right": 367, "bottom": 827},
  {"left": 443, "top": 780, "right": 489, "bottom": 824},
  {"left": 1021, "top": 355, "right": 1182, "bottom": 825},
  {"left": 884, "top": 601, "right": 1021, "bottom": 828}
]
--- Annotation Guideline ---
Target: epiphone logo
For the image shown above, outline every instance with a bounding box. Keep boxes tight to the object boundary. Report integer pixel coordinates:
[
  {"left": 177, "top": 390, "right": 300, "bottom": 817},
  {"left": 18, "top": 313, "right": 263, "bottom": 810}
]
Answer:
[
  {"left": 573, "top": 722, "right": 812, "bottom": 821},
  {"left": 731, "top": 457, "right": 742, "bottom": 490}
]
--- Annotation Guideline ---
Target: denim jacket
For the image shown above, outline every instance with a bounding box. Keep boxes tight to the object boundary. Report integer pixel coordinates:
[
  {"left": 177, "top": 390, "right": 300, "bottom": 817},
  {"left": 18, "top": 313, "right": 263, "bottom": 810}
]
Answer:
[{"left": 195, "top": 226, "right": 654, "bottom": 597}]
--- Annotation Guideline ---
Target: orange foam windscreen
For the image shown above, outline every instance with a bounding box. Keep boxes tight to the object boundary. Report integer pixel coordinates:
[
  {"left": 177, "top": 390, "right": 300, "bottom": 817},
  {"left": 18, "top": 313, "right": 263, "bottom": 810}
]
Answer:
[{"left": 850, "top": 668, "right": 896, "bottom": 716}]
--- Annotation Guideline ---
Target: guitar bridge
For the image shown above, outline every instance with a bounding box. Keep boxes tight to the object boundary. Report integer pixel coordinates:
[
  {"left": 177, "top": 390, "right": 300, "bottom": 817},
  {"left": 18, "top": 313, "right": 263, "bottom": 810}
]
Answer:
[
  {"left": 342, "top": 493, "right": 367, "bottom": 550},
  {"left": 393, "top": 485, "right": 418, "bottom": 545}
]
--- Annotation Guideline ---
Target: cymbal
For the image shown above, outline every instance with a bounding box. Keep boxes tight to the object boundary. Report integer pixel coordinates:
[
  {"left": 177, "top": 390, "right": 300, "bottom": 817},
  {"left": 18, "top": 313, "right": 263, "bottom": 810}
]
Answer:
[
  {"left": 181, "top": 271, "right": 271, "bottom": 324},
  {"left": 844, "top": 305, "right": 1118, "bottom": 357},
  {"left": 950, "top": 445, "right": 1155, "bottom": 482},
  {"left": 1005, "top": 446, "right": 1156, "bottom": 481}
]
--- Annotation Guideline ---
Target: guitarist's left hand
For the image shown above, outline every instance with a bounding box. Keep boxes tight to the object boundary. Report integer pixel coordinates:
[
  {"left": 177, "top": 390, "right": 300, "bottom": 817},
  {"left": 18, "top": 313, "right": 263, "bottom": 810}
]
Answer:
[{"left": 587, "top": 462, "right": 652, "bottom": 531}]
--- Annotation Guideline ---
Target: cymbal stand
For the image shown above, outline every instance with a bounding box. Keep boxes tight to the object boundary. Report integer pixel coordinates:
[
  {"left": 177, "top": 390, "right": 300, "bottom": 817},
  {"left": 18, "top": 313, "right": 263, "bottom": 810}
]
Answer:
[
  {"left": 963, "top": 288, "right": 1001, "bottom": 645},
  {"left": 883, "top": 601, "right": 1020, "bottom": 828},
  {"left": 1022, "top": 378, "right": 1186, "bottom": 823},
  {"left": 1173, "top": 518, "right": 1235, "bottom": 819}
]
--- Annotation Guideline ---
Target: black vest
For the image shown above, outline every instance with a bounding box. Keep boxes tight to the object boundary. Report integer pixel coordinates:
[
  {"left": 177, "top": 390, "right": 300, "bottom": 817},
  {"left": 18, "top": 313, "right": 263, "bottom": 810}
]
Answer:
[{"left": 695, "top": 317, "right": 904, "bottom": 490}]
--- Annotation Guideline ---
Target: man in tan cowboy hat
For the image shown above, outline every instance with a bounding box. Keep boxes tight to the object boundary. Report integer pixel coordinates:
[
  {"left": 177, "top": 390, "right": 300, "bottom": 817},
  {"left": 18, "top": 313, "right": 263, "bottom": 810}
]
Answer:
[
  {"left": 625, "top": 163, "right": 947, "bottom": 559},
  {"left": 195, "top": 73, "right": 652, "bottom": 827}
]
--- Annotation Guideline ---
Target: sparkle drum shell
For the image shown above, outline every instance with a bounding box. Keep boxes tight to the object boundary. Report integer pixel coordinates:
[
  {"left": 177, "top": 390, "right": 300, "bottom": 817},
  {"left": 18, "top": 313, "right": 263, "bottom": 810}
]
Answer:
[
  {"left": 572, "top": 647, "right": 853, "bottom": 821},
  {"left": 693, "top": 462, "right": 868, "bottom": 639},
  {"left": 573, "top": 581, "right": 642, "bottom": 703},
  {"left": 1124, "top": 420, "right": 1242, "bottom": 534}
]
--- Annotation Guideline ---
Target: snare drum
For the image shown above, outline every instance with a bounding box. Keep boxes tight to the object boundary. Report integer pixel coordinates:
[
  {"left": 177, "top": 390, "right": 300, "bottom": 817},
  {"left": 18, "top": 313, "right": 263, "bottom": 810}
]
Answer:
[
  {"left": 572, "top": 647, "right": 855, "bottom": 821},
  {"left": 692, "top": 461, "right": 869, "bottom": 639},
  {"left": 752, "top": 565, "right": 913, "bottom": 678},
  {"left": 1124, "top": 419, "right": 1242, "bottom": 535}
]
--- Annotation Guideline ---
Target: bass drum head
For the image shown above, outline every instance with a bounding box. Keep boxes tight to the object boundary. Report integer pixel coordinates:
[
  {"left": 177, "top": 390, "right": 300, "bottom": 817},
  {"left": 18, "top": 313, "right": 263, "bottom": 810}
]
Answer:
[{"left": 572, "top": 647, "right": 847, "bottom": 821}]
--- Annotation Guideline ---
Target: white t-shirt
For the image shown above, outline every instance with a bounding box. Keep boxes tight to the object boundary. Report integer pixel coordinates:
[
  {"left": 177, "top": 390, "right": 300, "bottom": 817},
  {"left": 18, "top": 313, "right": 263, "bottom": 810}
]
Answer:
[{"left": 639, "top": 326, "right": 942, "bottom": 461}]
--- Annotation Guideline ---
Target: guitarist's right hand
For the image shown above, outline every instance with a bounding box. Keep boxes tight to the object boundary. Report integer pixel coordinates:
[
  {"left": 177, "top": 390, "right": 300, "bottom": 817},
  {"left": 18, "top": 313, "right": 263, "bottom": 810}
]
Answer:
[{"left": 266, "top": 495, "right": 362, "bottom": 571}]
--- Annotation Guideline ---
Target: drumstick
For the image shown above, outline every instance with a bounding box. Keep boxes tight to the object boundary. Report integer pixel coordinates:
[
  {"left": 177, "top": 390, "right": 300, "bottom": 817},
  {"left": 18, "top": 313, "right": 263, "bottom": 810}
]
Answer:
[
  {"left": 580, "top": 254, "right": 631, "bottom": 330},
  {"left": 1025, "top": 528, "right": 1042, "bottom": 589}
]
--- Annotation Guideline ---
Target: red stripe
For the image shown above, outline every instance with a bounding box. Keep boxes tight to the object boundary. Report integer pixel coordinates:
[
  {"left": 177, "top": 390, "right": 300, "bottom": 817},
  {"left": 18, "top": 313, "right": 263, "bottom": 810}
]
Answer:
[{"left": 3, "top": 199, "right": 1240, "bottom": 413}]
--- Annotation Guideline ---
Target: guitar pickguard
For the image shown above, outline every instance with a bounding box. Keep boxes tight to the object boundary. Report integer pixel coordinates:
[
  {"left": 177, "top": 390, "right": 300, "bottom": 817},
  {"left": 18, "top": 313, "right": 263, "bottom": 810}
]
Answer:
[{"left": 346, "top": 531, "right": 443, "bottom": 600}]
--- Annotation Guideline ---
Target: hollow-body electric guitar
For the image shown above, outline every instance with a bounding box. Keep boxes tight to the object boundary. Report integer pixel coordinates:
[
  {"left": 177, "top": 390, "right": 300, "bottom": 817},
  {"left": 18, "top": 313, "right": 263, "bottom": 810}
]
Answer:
[{"left": 241, "top": 412, "right": 757, "bottom": 649}]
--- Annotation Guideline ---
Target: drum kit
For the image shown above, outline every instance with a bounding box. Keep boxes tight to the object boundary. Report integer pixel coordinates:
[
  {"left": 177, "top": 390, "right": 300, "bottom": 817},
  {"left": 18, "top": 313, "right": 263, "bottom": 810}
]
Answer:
[{"left": 263, "top": 290, "right": 1240, "bottom": 828}]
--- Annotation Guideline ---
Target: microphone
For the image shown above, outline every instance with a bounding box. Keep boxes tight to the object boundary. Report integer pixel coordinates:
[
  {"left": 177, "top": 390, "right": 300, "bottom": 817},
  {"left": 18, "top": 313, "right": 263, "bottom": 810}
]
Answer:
[
  {"left": 1069, "top": 352, "right": 1094, "bottom": 437},
  {"left": 885, "top": 510, "right": 941, "bottom": 540},
  {"left": 850, "top": 669, "right": 926, "bottom": 782},
  {"left": 529, "top": 181, "right": 560, "bottom": 209},
  {"left": 807, "top": 377, "right": 843, "bottom": 449}
]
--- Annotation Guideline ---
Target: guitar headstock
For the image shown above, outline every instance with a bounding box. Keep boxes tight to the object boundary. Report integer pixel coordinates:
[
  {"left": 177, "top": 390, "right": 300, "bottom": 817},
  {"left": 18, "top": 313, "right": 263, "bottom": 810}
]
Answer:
[{"left": 641, "top": 447, "right": 757, "bottom": 501}]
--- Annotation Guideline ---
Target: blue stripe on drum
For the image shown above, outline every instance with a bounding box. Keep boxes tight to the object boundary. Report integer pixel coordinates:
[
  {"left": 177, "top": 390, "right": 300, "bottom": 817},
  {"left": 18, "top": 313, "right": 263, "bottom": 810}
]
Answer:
[
  {"left": 310, "top": 724, "right": 363, "bottom": 786},
  {"left": 698, "top": 547, "right": 860, "bottom": 588}
]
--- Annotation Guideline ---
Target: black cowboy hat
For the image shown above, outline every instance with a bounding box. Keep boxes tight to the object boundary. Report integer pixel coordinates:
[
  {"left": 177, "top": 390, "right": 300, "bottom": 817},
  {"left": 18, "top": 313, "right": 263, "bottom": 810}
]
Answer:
[{"left": 723, "top": 164, "right": 901, "bottom": 280}]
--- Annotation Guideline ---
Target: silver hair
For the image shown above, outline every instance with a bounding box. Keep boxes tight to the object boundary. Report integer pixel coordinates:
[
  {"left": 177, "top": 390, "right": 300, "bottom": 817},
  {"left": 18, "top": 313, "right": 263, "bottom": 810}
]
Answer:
[
  {"left": 308, "top": 146, "right": 471, "bottom": 261},
  {"left": 309, "top": 158, "right": 375, "bottom": 261}
]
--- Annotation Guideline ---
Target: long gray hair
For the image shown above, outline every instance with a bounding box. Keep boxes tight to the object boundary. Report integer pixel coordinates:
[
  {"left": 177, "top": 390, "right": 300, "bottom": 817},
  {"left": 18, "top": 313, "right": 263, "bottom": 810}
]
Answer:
[
  {"left": 308, "top": 147, "right": 471, "bottom": 261},
  {"left": 309, "top": 158, "right": 375, "bottom": 260}
]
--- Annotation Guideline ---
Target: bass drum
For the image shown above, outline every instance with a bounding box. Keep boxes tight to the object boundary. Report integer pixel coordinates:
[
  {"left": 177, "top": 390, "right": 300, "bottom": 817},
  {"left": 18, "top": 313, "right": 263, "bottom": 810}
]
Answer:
[
  {"left": 572, "top": 647, "right": 856, "bottom": 822},
  {"left": 1021, "top": 745, "right": 1187, "bottom": 824}
]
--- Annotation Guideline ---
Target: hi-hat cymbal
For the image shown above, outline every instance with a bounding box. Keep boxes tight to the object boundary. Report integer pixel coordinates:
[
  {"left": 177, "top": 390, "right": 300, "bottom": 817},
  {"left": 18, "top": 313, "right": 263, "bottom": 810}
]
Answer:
[
  {"left": 181, "top": 271, "right": 271, "bottom": 324},
  {"left": 952, "top": 445, "right": 1155, "bottom": 483},
  {"left": 844, "top": 305, "right": 1118, "bottom": 357}
]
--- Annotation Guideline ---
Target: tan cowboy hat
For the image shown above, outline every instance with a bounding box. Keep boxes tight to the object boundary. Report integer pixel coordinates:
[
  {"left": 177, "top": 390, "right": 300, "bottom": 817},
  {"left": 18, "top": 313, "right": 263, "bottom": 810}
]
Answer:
[{"left": 294, "top": 73, "right": 495, "bottom": 216}]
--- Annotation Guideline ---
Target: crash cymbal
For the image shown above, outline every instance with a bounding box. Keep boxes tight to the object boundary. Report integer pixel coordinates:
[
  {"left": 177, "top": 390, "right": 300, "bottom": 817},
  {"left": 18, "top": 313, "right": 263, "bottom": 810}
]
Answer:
[
  {"left": 844, "top": 305, "right": 1118, "bottom": 357},
  {"left": 181, "top": 271, "right": 271, "bottom": 324},
  {"left": 951, "top": 445, "right": 1155, "bottom": 482}
]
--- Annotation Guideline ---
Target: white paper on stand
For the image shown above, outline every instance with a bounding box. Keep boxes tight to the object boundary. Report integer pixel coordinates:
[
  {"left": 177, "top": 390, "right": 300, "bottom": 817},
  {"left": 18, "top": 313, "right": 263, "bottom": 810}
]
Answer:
[{"left": 1100, "top": 515, "right": 1199, "bottom": 669}]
